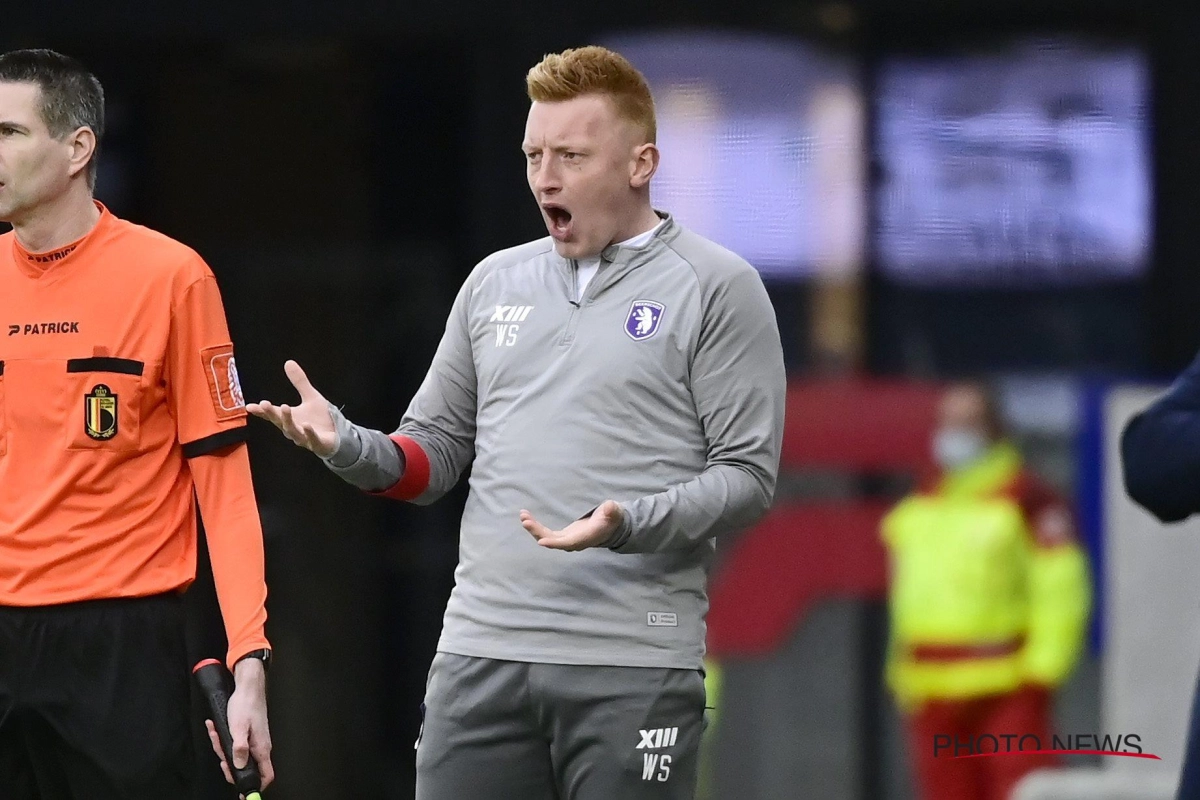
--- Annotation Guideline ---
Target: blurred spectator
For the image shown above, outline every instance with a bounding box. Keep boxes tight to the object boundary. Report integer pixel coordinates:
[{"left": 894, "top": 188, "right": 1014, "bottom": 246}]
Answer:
[
  {"left": 882, "top": 382, "right": 1091, "bottom": 800},
  {"left": 1122, "top": 349, "right": 1200, "bottom": 524},
  {"left": 1121, "top": 348, "right": 1200, "bottom": 799}
]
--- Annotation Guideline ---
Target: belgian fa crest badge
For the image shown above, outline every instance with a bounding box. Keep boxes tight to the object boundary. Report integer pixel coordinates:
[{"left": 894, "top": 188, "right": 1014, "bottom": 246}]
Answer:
[{"left": 85, "top": 384, "right": 118, "bottom": 440}]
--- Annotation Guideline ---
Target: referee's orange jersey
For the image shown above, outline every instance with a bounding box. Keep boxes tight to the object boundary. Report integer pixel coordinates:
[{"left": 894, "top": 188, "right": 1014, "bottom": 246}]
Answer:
[{"left": 0, "top": 203, "right": 268, "bottom": 665}]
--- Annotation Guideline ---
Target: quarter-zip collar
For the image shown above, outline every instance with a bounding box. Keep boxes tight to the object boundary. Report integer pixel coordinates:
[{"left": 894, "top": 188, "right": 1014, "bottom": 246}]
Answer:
[{"left": 552, "top": 211, "right": 679, "bottom": 302}]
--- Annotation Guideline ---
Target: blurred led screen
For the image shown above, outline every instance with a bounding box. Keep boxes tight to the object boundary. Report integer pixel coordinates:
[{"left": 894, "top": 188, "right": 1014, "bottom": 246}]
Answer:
[
  {"left": 605, "top": 32, "right": 865, "bottom": 280},
  {"left": 876, "top": 38, "right": 1151, "bottom": 286}
]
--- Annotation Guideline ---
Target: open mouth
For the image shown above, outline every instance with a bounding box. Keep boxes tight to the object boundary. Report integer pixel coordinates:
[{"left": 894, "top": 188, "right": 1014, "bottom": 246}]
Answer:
[{"left": 542, "top": 204, "right": 573, "bottom": 239}]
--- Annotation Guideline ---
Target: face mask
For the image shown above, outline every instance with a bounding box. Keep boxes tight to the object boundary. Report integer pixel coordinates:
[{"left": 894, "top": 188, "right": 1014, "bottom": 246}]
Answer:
[{"left": 932, "top": 428, "right": 988, "bottom": 471}]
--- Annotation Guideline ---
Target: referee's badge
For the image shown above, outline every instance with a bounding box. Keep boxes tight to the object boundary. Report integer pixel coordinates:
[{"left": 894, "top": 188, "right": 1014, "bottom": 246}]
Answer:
[
  {"left": 201, "top": 343, "right": 248, "bottom": 421},
  {"left": 84, "top": 384, "right": 118, "bottom": 440}
]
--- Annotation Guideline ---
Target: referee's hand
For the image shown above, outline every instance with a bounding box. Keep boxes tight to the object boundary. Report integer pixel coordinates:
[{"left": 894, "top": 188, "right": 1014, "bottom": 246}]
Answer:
[
  {"left": 205, "top": 658, "right": 275, "bottom": 796},
  {"left": 247, "top": 360, "right": 337, "bottom": 457}
]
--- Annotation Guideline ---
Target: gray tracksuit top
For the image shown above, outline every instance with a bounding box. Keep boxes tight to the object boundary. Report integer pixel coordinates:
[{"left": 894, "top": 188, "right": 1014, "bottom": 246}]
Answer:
[{"left": 325, "top": 213, "right": 785, "bottom": 668}]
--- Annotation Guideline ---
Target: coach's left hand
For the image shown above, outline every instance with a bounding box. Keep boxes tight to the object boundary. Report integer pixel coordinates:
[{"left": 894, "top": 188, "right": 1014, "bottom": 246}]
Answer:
[
  {"left": 205, "top": 658, "right": 275, "bottom": 794},
  {"left": 520, "top": 500, "right": 624, "bottom": 551}
]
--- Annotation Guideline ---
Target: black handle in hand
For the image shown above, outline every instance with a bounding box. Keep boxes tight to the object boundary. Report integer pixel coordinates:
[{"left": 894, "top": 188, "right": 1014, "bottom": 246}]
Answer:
[{"left": 193, "top": 659, "right": 263, "bottom": 795}]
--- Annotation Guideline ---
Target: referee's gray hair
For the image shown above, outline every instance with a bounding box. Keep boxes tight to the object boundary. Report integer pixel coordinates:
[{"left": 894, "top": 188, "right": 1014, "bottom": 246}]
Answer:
[{"left": 0, "top": 49, "right": 105, "bottom": 189}]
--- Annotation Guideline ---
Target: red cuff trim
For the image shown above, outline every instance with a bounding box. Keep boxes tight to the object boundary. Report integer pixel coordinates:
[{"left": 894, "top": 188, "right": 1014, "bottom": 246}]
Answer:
[{"left": 370, "top": 435, "right": 431, "bottom": 500}]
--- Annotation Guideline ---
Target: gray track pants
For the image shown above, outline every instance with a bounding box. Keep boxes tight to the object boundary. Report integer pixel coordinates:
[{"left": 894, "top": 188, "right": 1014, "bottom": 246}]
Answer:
[{"left": 415, "top": 653, "right": 708, "bottom": 800}]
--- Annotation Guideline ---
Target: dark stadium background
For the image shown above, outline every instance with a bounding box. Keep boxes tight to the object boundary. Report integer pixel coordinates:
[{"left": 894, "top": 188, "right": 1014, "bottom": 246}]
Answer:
[{"left": 5, "top": 0, "right": 1193, "bottom": 797}]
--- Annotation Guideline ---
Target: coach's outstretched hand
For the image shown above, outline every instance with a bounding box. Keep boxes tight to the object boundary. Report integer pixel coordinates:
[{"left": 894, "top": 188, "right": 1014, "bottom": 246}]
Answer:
[
  {"left": 521, "top": 500, "right": 625, "bottom": 551},
  {"left": 247, "top": 360, "right": 337, "bottom": 457}
]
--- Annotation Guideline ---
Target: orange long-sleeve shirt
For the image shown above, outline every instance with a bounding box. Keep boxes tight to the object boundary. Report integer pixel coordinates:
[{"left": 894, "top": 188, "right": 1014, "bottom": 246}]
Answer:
[{"left": 0, "top": 202, "right": 268, "bottom": 667}]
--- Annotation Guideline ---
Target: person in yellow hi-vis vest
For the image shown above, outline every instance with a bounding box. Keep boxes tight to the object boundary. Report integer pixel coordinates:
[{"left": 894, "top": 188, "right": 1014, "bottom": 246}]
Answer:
[{"left": 883, "top": 383, "right": 1091, "bottom": 800}]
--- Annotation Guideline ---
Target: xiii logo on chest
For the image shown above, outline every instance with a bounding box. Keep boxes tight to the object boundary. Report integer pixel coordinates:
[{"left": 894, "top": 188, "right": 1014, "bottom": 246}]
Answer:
[{"left": 490, "top": 305, "right": 534, "bottom": 347}]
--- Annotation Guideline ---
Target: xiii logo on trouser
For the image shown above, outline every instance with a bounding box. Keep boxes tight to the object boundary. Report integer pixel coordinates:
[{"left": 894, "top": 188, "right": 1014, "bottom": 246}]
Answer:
[{"left": 415, "top": 653, "right": 707, "bottom": 800}]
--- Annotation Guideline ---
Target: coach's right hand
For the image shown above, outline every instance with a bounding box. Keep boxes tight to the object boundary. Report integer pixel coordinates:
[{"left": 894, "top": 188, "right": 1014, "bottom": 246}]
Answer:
[{"left": 247, "top": 360, "right": 337, "bottom": 457}]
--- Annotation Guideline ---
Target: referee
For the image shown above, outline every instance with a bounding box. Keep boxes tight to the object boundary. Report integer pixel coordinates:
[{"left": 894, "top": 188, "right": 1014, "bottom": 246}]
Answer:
[{"left": 0, "top": 50, "right": 273, "bottom": 797}]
